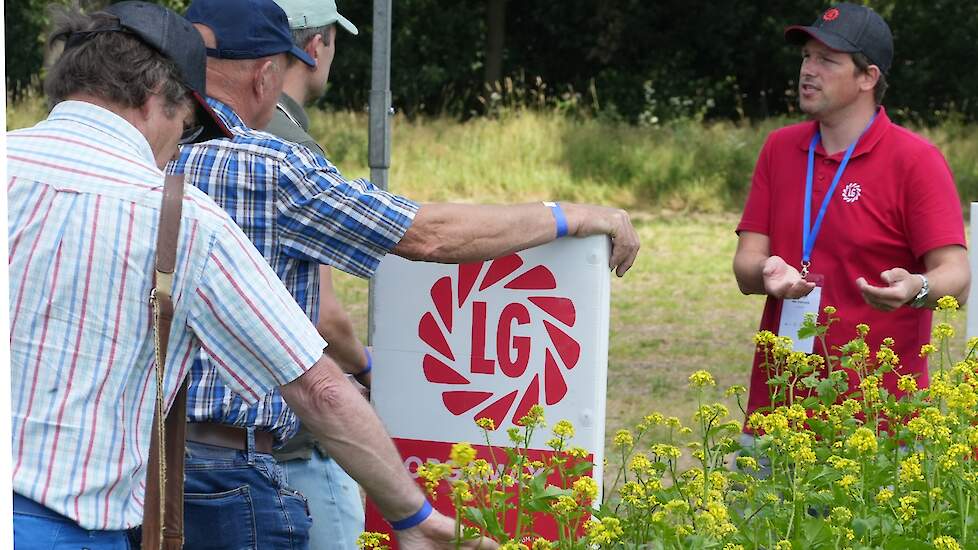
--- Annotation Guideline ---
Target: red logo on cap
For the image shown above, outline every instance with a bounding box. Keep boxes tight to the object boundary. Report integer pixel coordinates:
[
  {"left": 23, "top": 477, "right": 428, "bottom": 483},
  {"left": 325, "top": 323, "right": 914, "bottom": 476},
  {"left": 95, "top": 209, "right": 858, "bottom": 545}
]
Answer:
[
  {"left": 418, "top": 254, "right": 580, "bottom": 430},
  {"left": 823, "top": 8, "right": 840, "bottom": 21}
]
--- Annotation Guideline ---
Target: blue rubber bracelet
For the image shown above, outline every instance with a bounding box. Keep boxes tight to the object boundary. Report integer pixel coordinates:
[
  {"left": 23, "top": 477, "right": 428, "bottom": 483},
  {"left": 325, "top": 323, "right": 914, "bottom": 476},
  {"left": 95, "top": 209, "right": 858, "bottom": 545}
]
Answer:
[
  {"left": 544, "top": 201, "right": 568, "bottom": 238},
  {"left": 389, "top": 500, "right": 433, "bottom": 531},
  {"left": 356, "top": 347, "right": 372, "bottom": 377}
]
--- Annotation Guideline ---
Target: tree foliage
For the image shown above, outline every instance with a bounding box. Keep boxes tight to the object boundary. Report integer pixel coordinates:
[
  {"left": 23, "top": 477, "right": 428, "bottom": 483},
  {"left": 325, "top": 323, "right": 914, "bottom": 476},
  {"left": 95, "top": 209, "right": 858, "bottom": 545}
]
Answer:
[{"left": 8, "top": 0, "right": 978, "bottom": 125}]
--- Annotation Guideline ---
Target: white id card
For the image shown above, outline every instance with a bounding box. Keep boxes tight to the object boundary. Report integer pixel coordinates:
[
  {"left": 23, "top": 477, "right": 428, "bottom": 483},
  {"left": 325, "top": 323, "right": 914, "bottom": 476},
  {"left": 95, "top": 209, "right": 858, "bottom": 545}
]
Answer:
[{"left": 778, "top": 284, "right": 822, "bottom": 353}]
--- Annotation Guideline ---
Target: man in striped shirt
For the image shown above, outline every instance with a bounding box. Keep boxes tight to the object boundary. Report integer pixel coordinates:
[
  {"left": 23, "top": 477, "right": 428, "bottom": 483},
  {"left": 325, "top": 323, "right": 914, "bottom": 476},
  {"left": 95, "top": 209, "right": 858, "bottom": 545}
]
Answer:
[
  {"left": 9, "top": 2, "right": 485, "bottom": 549},
  {"left": 175, "top": 0, "right": 641, "bottom": 546}
]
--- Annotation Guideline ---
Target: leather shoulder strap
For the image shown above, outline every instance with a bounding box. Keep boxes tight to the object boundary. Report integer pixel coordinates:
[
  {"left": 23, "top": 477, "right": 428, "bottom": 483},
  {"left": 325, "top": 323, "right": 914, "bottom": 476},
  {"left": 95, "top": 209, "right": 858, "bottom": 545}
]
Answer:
[{"left": 143, "top": 173, "right": 188, "bottom": 550}]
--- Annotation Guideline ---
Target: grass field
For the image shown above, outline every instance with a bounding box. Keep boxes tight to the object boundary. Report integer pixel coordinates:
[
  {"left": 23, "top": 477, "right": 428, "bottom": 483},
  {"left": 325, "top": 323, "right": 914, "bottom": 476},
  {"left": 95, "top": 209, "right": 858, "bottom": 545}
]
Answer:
[{"left": 6, "top": 98, "right": 972, "bottom": 480}]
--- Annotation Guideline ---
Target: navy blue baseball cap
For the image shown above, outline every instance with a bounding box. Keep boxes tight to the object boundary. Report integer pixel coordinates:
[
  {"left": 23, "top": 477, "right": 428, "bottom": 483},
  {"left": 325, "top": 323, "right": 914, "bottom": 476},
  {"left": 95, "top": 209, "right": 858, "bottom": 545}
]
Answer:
[
  {"left": 785, "top": 3, "right": 893, "bottom": 74},
  {"left": 186, "top": 0, "right": 315, "bottom": 67}
]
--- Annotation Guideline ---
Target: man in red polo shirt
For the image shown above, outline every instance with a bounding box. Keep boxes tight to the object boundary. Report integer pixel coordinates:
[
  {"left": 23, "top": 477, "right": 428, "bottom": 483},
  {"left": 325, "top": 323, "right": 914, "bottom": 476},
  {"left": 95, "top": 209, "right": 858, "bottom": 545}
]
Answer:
[{"left": 733, "top": 2, "right": 970, "bottom": 427}]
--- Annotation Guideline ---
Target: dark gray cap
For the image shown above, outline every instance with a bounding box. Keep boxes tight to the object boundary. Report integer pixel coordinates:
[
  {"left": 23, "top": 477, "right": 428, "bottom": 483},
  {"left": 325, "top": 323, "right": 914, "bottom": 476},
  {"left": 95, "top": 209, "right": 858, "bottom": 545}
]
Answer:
[
  {"left": 785, "top": 3, "right": 893, "bottom": 74},
  {"left": 93, "top": 1, "right": 232, "bottom": 142}
]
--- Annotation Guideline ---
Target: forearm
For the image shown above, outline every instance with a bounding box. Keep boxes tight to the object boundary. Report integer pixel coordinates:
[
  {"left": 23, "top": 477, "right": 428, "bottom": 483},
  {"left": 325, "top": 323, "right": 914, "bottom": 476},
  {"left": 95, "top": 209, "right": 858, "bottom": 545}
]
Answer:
[
  {"left": 922, "top": 257, "right": 971, "bottom": 307},
  {"left": 733, "top": 249, "right": 769, "bottom": 295},
  {"left": 316, "top": 266, "right": 368, "bottom": 375},
  {"left": 280, "top": 356, "right": 423, "bottom": 520},
  {"left": 319, "top": 312, "right": 366, "bottom": 373},
  {"left": 393, "top": 202, "right": 557, "bottom": 263}
]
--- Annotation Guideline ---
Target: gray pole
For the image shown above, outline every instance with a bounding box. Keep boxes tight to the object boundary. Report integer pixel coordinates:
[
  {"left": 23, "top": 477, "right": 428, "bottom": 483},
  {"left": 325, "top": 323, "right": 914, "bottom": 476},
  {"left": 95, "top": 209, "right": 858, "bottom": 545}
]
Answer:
[
  {"left": 367, "top": 0, "right": 393, "bottom": 346},
  {"left": 368, "top": 0, "right": 393, "bottom": 191}
]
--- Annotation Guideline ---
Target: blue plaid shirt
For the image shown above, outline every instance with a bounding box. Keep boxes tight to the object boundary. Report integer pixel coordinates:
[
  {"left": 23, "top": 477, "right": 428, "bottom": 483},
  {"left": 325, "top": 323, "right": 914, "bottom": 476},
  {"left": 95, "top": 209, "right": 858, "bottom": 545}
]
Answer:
[{"left": 170, "top": 98, "right": 418, "bottom": 444}]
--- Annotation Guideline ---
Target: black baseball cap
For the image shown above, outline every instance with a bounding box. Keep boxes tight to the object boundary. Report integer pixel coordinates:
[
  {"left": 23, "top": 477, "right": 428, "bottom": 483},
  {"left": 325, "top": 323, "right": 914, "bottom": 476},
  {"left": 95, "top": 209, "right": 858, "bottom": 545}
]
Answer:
[
  {"left": 89, "top": 1, "right": 232, "bottom": 143},
  {"left": 785, "top": 3, "right": 893, "bottom": 74},
  {"left": 186, "top": 0, "right": 316, "bottom": 67}
]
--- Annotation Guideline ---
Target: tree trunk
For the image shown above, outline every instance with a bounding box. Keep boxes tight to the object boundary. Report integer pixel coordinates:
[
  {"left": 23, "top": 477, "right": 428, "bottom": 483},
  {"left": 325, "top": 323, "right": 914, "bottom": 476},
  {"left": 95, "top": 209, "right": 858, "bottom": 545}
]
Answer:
[{"left": 484, "top": 0, "right": 506, "bottom": 85}]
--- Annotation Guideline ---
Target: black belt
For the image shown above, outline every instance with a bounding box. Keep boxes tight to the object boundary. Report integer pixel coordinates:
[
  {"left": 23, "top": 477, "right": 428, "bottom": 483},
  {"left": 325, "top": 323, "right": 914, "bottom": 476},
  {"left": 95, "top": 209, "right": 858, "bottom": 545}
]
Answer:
[{"left": 185, "top": 423, "right": 274, "bottom": 454}]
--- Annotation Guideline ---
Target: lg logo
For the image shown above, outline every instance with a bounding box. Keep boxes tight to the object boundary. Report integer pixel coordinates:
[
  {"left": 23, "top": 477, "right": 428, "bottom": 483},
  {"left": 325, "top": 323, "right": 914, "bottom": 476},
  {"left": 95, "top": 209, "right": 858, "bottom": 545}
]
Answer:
[
  {"left": 418, "top": 254, "right": 581, "bottom": 429},
  {"left": 842, "top": 182, "right": 861, "bottom": 203}
]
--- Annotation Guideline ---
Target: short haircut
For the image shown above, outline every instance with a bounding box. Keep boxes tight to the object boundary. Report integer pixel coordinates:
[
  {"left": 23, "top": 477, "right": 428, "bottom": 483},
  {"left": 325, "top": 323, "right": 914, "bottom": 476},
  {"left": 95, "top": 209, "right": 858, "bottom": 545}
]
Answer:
[
  {"left": 43, "top": 5, "right": 189, "bottom": 116},
  {"left": 852, "top": 52, "right": 888, "bottom": 106},
  {"left": 287, "top": 23, "right": 332, "bottom": 66}
]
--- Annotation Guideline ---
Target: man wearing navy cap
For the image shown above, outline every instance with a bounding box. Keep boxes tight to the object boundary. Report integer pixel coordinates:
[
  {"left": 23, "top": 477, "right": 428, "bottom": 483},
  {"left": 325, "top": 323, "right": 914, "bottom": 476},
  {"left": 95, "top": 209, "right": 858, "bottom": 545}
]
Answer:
[
  {"left": 734, "top": 3, "right": 969, "bottom": 438},
  {"left": 172, "top": 0, "right": 637, "bottom": 547},
  {"left": 261, "top": 2, "right": 369, "bottom": 549}
]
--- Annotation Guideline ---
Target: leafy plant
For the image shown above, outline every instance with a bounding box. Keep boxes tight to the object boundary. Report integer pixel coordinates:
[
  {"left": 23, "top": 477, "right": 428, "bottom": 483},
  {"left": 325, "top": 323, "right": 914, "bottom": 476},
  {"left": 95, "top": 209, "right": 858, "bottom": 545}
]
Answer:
[{"left": 362, "top": 297, "right": 978, "bottom": 549}]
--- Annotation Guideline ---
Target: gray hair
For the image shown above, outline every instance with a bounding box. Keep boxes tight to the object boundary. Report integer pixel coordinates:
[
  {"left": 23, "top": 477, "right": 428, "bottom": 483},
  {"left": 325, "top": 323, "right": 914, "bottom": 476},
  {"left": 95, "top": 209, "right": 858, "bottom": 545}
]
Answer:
[{"left": 44, "top": 5, "right": 188, "bottom": 116}]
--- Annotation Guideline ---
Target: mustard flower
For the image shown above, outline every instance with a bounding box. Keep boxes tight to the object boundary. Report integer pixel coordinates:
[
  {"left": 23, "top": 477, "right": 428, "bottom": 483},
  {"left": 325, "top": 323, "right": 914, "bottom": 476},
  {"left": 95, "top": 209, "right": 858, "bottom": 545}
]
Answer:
[
  {"left": 934, "top": 537, "right": 962, "bottom": 550},
  {"left": 724, "top": 385, "right": 747, "bottom": 397},
  {"left": 566, "top": 446, "right": 588, "bottom": 459},
  {"left": 572, "top": 476, "right": 599, "bottom": 502},
  {"left": 476, "top": 417, "right": 496, "bottom": 431},
  {"left": 897, "top": 494, "right": 919, "bottom": 521},
  {"left": 897, "top": 374, "right": 918, "bottom": 393},
  {"left": 900, "top": 453, "right": 925, "bottom": 485},
  {"left": 688, "top": 369, "right": 717, "bottom": 388},
  {"left": 937, "top": 295, "right": 960, "bottom": 311},
  {"left": 933, "top": 322, "right": 955, "bottom": 340},
  {"left": 736, "top": 456, "right": 759, "bottom": 471},
  {"left": 356, "top": 532, "right": 391, "bottom": 550},
  {"left": 449, "top": 442, "right": 476, "bottom": 467},
  {"left": 613, "top": 429, "right": 634, "bottom": 449},
  {"left": 552, "top": 419, "right": 575, "bottom": 438},
  {"left": 519, "top": 404, "right": 546, "bottom": 428},
  {"left": 845, "top": 427, "right": 878, "bottom": 455},
  {"left": 920, "top": 343, "right": 937, "bottom": 357},
  {"left": 584, "top": 517, "right": 623, "bottom": 545}
]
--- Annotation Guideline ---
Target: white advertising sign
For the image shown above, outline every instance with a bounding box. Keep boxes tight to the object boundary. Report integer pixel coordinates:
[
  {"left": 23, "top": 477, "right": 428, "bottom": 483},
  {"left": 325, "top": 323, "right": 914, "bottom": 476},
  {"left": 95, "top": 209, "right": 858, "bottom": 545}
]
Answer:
[
  {"left": 968, "top": 203, "right": 978, "bottom": 338},
  {"left": 373, "top": 235, "right": 610, "bottom": 457}
]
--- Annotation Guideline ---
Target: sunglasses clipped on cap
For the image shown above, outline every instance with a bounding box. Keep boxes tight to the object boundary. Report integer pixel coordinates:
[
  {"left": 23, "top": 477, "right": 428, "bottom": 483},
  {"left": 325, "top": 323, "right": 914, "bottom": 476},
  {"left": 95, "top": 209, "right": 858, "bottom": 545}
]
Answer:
[{"left": 179, "top": 124, "right": 206, "bottom": 145}]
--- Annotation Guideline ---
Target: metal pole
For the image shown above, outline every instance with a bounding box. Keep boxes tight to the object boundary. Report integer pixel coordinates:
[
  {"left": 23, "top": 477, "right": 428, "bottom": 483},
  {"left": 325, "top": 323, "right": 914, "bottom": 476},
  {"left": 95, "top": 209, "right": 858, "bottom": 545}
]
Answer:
[
  {"left": 367, "top": 0, "right": 393, "bottom": 346},
  {"left": 368, "top": 0, "right": 393, "bottom": 191}
]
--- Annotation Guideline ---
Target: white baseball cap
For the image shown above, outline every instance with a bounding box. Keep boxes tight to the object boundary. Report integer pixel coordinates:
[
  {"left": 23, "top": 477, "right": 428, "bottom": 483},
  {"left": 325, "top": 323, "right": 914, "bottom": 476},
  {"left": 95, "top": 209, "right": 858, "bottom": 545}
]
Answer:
[{"left": 274, "top": 0, "right": 358, "bottom": 35}]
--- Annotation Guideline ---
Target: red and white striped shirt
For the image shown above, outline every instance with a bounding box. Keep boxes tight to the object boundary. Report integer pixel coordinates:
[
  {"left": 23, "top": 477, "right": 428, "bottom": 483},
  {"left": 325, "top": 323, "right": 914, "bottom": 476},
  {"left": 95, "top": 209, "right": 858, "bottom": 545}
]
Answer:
[{"left": 7, "top": 101, "right": 326, "bottom": 530}]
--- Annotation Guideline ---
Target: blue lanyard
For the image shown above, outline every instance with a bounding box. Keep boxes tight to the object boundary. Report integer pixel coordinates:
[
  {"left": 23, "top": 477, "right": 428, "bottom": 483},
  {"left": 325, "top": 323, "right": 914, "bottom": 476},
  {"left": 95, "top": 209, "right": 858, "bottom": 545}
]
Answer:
[{"left": 801, "top": 115, "right": 875, "bottom": 276}]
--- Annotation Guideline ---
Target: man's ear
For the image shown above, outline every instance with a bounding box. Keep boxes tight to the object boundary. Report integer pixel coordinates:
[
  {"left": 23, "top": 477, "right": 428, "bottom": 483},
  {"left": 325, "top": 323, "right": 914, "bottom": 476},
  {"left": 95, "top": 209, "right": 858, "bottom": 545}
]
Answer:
[
  {"left": 253, "top": 58, "right": 276, "bottom": 99},
  {"left": 860, "top": 65, "right": 881, "bottom": 93},
  {"left": 304, "top": 34, "right": 323, "bottom": 65}
]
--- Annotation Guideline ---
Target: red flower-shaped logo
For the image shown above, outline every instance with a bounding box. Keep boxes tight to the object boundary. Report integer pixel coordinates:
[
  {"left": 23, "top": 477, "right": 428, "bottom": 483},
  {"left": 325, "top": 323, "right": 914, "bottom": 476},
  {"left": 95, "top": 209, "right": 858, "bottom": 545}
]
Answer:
[
  {"left": 823, "top": 8, "right": 840, "bottom": 21},
  {"left": 417, "top": 253, "right": 580, "bottom": 430}
]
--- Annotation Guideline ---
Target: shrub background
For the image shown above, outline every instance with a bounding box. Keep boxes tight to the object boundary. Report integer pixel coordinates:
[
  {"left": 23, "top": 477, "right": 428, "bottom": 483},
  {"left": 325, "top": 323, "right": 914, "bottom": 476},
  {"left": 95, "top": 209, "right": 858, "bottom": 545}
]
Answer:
[{"left": 9, "top": 0, "right": 978, "bottom": 126}]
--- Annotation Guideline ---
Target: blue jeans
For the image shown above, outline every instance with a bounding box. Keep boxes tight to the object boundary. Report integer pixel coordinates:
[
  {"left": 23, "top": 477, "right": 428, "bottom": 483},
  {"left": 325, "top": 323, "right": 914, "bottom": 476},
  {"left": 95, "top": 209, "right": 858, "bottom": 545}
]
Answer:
[
  {"left": 281, "top": 452, "right": 364, "bottom": 550},
  {"left": 183, "top": 433, "right": 312, "bottom": 549},
  {"left": 13, "top": 492, "right": 134, "bottom": 549}
]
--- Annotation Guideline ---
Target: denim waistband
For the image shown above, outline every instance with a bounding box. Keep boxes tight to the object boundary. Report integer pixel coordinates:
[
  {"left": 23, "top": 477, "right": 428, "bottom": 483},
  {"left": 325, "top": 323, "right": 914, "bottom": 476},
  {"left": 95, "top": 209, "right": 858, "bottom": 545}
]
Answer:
[{"left": 14, "top": 492, "right": 70, "bottom": 520}]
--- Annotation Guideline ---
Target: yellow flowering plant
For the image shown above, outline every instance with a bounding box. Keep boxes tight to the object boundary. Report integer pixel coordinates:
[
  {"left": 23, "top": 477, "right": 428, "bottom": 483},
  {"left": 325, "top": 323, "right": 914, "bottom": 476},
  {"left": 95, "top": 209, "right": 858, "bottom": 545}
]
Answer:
[{"left": 396, "top": 298, "right": 978, "bottom": 548}]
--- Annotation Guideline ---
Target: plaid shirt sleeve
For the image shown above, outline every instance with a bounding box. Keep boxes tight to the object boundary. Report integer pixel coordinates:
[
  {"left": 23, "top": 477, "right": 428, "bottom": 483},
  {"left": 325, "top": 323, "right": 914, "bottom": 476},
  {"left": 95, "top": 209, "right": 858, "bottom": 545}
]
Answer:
[
  {"left": 187, "top": 215, "right": 327, "bottom": 404},
  {"left": 276, "top": 145, "right": 420, "bottom": 278}
]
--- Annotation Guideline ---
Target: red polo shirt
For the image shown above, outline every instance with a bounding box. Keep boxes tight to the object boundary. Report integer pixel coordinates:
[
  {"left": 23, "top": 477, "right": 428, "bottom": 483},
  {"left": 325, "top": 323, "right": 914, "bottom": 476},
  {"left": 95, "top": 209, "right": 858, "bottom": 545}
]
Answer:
[{"left": 737, "top": 107, "right": 965, "bottom": 421}]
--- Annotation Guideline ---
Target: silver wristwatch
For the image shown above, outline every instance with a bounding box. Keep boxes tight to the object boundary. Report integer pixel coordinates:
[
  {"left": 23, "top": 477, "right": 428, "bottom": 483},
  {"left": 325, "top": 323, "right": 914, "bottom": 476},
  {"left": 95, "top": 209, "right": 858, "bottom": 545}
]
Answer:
[{"left": 909, "top": 274, "right": 929, "bottom": 308}]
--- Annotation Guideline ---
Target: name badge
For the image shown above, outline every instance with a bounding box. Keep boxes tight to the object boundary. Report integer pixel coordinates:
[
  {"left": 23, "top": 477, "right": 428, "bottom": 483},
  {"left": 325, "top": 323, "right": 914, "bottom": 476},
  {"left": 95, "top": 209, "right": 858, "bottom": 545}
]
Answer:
[{"left": 777, "top": 275, "right": 824, "bottom": 353}]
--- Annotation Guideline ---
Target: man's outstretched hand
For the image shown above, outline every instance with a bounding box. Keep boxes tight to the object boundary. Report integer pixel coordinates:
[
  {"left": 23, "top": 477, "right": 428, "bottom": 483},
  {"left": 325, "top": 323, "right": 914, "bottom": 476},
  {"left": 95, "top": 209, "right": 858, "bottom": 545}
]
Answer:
[
  {"left": 397, "top": 510, "right": 498, "bottom": 549},
  {"left": 856, "top": 268, "right": 922, "bottom": 311},
  {"left": 762, "top": 255, "right": 816, "bottom": 299}
]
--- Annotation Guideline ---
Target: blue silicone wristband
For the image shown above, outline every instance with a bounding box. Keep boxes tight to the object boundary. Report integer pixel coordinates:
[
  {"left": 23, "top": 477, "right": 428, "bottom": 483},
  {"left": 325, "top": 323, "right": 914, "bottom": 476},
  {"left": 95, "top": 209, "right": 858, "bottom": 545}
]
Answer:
[
  {"left": 389, "top": 500, "right": 433, "bottom": 531},
  {"left": 356, "top": 347, "right": 372, "bottom": 377},
  {"left": 544, "top": 201, "right": 568, "bottom": 238}
]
